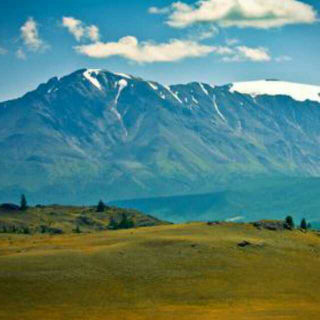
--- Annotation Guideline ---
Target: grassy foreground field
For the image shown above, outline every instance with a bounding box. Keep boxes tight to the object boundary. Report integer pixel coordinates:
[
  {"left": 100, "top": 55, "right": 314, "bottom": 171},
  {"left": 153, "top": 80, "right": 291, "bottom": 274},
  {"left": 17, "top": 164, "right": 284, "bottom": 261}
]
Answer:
[{"left": 0, "top": 222, "right": 320, "bottom": 320}]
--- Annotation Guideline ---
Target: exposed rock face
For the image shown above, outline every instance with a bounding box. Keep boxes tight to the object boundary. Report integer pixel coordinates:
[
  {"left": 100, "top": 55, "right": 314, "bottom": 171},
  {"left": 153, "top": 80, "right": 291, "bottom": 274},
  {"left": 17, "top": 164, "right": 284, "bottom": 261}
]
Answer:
[
  {"left": 207, "top": 221, "right": 221, "bottom": 226},
  {"left": 252, "top": 220, "right": 292, "bottom": 231},
  {"left": 238, "top": 240, "right": 252, "bottom": 247}
]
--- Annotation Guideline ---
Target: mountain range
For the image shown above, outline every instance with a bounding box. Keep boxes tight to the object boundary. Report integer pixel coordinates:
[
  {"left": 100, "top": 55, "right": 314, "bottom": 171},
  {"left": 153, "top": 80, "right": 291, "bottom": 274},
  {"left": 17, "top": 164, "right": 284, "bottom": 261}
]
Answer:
[{"left": 1, "top": 68, "right": 320, "bottom": 221}]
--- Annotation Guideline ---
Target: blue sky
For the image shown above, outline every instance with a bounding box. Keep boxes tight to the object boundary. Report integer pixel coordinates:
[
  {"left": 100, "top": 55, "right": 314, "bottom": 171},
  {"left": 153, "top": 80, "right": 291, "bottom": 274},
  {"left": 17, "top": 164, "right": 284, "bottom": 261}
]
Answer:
[{"left": 0, "top": 0, "right": 319, "bottom": 101}]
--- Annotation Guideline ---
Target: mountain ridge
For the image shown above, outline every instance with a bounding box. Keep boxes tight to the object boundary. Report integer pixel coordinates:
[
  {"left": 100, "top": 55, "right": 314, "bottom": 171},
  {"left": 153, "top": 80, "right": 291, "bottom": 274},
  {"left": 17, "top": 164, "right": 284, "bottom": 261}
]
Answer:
[
  {"left": 3, "top": 68, "right": 319, "bottom": 104},
  {"left": 1, "top": 68, "right": 320, "bottom": 220}
]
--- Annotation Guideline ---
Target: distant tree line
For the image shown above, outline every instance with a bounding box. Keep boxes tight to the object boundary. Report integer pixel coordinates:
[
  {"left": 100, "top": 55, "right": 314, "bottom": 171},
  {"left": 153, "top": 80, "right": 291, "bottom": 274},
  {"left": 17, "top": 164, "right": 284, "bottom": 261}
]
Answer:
[
  {"left": 285, "top": 215, "right": 311, "bottom": 231},
  {"left": 3, "top": 195, "right": 313, "bottom": 234}
]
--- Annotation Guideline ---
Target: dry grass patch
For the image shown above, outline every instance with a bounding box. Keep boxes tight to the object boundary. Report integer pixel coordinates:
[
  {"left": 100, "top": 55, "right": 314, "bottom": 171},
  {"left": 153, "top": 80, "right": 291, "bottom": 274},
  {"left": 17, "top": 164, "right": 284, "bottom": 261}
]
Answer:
[{"left": 0, "top": 223, "right": 320, "bottom": 319}]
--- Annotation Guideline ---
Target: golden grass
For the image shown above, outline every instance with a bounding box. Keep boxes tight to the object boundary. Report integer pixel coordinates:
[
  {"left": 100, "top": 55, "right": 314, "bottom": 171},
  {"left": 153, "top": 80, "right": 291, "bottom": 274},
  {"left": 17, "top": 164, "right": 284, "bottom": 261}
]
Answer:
[
  {"left": 0, "top": 205, "right": 166, "bottom": 234},
  {"left": 0, "top": 223, "right": 320, "bottom": 319}
]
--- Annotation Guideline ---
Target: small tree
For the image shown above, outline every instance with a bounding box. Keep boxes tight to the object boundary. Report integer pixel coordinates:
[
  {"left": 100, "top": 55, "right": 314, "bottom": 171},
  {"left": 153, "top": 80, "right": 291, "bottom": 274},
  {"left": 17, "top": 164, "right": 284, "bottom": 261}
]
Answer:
[
  {"left": 300, "top": 218, "right": 307, "bottom": 231},
  {"left": 108, "top": 217, "right": 118, "bottom": 230},
  {"left": 20, "top": 194, "right": 27, "bottom": 211},
  {"left": 307, "top": 222, "right": 312, "bottom": 230},
  {"left": 108, "top": 215, "right": 134, "bottom": 230},
  {"left": 96, "top": 200, "right": 105, "bottom": 213},
  {"left": 118, "top": 214, "right": 134, "bottom": 229},
  {"left": 285, "top": 216, "right": 295, "bottom": 229}
]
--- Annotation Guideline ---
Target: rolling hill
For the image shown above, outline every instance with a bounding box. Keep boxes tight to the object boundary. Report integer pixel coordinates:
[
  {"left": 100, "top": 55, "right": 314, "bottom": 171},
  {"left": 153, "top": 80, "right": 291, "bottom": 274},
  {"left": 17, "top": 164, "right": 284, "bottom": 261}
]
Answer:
[
  {"left": 0, "top": 222, "right": 320, "bottom": 319},
  {"left": 0, "top": 204, "right": 167, "bottom": 234}
]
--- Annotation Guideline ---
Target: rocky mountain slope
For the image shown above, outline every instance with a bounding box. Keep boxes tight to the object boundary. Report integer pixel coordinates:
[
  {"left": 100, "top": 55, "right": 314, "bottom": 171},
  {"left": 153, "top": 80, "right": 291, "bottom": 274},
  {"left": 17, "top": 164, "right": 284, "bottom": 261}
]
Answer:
[{"left": 1, "top": 69, "right": 320, "bottom": 204}]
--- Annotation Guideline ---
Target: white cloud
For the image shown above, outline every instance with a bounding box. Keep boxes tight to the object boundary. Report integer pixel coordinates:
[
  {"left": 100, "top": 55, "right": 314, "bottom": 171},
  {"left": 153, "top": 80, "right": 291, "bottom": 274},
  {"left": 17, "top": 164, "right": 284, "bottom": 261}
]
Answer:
[
  {"left": 225, "top": 38, "right": 240, "bottom": 46},
  {"left": 151, "top": 0, "right": 318, "bottom": 29},
  {"left": 16, "top": 48, "right": 27, "bottom": 60},
  {"left": 87, "top": 25, "right": 100, "bottom": 42},
  {"left": 149, "top": 6, "right": 171, "bottom": 15},
  {"left": 62, "top": 17, "right": 100, "bottom": 42},
  {"left": 188, "top": 25, "right": 219, "bottom": 40},
  {"left": 0, "top": 47, "right": 8, "bottom": 55},
  {"left": 62, "top": 17, "right": 84, "bottom": 41},
  {"left": 217, "top": 46, "right": 271, "bottom": 62},
  {"left": 275, "top": 55, "right": 293, "bottom": 62},
  {"left": 75, "top": 36, "right": 215, "bottom": 63},
  {"left": 21, "top": 17, "right": 48, "bottom": 52},
  {"left": 237, "top": 46, "right": 271, "bottom": 61},
  {"left": 212, "top": 46, "right": 234, "bottom": 55}
]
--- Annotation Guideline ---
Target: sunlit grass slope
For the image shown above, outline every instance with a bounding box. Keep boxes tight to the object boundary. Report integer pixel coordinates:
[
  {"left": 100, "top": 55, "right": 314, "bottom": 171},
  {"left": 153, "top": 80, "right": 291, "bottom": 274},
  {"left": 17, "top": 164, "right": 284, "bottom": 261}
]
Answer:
[
  {"left": 0, "top": 223, "right": 320, "bottom": 319},
  {"left": 0, "top": 205, "right": 166, "bottom": 234}
]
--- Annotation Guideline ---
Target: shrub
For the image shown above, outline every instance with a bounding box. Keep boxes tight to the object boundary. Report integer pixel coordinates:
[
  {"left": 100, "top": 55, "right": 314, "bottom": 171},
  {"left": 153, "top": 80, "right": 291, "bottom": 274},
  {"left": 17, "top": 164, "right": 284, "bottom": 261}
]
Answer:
[
  {"left": 22, "top": 226, "right": 31, "bottom": 234},
  {"left": 118, "top": 214, "right": 134, "bottom": 229},
  {"left": 108, "top": 217, "right": 119, "bottom": 230},
  {"left": 73, "top": 225, "right": 81, "bottom": 233},
  {"left": 108, "top": 214, "right": 134, "bottom": 230}
]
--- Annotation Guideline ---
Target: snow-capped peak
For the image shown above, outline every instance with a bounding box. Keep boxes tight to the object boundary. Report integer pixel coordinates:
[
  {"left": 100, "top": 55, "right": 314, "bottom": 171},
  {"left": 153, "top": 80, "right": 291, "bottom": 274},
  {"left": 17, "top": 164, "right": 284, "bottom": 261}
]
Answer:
[
  {"left": 230, "top": 80, "right": 320, "bottom": 103},
  {"left": 83, "top": 69, "right": 103, "bottom": 91}
]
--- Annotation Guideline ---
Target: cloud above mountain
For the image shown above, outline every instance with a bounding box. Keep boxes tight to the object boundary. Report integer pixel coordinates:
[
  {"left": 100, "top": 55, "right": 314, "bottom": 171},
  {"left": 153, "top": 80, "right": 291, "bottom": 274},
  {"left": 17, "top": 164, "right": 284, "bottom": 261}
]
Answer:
[
  {"left": 275, "top": 55, "right": 293, "bottom": 63},
  {"left": 15, "top": 48, "right": 27, "bottom": 60},
  {"left": 20, "top": 17, "right": 49, "bottom": 52},
  {"left": 62, "top": 17, "right": 100, "bottom": 42},
  {"left": 212, "top": 45, "right": 271, "bottom": 62},
  {"left": 149, "top": 0, "right": 318, "bottom": 29},
  {"left": 71, "top": 15, "right": 274, "bottom": 64},
  {"left": 75, "top": 36, "right": 215, "bottom": 63}
]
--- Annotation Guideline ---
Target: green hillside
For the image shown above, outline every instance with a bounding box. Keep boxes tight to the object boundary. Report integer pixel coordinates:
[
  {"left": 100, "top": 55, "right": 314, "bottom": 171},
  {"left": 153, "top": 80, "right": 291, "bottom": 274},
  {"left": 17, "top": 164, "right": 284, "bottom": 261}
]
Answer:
[{"left": 0, "top": 204, "right": 167, "bottom": 234}]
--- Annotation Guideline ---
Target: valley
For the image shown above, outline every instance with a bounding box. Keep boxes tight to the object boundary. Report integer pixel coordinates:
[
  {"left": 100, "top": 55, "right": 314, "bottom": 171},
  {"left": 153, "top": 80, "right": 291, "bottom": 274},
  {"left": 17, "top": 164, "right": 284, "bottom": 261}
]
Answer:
[{"left": 113, "top": 176, "right": 320, "bottom": 223}]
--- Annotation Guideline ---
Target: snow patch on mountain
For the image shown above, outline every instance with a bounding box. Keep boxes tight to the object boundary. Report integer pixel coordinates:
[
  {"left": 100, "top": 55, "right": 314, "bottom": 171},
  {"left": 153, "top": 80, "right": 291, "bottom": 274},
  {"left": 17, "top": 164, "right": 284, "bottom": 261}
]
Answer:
[
  {"left": 192, "top": 96, "right": 199, "bottom": 104},
  {"left": 148, "top": 82, "right": 158, "bottom": 90},
  {"left": 115, "top": 79, "right": 128, "bottom": 105},
  {"left": 47, "top": 87, "right": 55, "bottom": 94},
  {"left": 83, "top": 69, "right": 103, "bottom": 91},
  {"left": 165, "top": 86, "right": 182, "bottom": 104},
  {"left": 199, "top": 83, "right": 209, "bottom": 96},
  {"left": 230, "top": 80, "right": 320, "bottom": 103},
  {"left": 212, "top": 95, "right": 227, "bottom": 122},
  {"left": 114, "top": 72, "right": 132, "bottom": 79},
  {"left": 112, "top": 79, "right": 129, "bottom": 139},
  {"left": 111, "top": 107, "right": 128, "bottom": 138}
]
